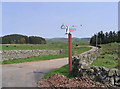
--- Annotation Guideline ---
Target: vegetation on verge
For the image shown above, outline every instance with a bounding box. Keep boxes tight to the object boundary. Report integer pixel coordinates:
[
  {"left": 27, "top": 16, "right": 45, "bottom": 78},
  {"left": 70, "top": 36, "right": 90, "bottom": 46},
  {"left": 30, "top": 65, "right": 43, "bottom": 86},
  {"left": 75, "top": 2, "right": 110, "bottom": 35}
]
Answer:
[
  {"left": 91, "top": 43, "right": 119, "bottom": 69},
  {"left": 43, "top": 64, "right": 76, "bottom": 79},
  {"left": 2, "top": 54, "right": 67, "bottom": 64}
]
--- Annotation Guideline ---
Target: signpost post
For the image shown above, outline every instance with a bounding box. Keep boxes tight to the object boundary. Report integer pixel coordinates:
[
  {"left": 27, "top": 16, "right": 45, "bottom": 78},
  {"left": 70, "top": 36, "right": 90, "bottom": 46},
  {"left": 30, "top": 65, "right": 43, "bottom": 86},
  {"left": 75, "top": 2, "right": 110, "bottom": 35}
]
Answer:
[
  {"left": 61, "top": 24, "right": 76, "bottom": 73},
  {"left": 68, "top": 33, "right": 72, "bottom": 73}
]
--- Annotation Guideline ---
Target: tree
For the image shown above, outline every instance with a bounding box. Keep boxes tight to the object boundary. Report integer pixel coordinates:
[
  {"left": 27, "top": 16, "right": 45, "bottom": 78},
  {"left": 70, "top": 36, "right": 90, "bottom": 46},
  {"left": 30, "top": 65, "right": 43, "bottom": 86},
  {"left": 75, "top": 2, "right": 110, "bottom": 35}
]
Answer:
[
  {"left": 113, "top": 31, "right": 117, "bottom": 42},
  {"left": 90, "top": 31, "right": 119, "bottom": 45},
  {"left": 105, "top": 32, "right": 109, "bottom": 44},
  {"left": 108, "top": 31, "right": 113, "bottom": 43},
  {"left": 29, "top": 36, "right": 46, "bottom": 44},
  {"left": 90, "top": 34, "right": 96, "bottom": 46},
  {"left": 117, "top": 30, "right": 120, "bottom": 42},
  {"left": 2, "top": 34, "right": 46, "bottom": 44}
]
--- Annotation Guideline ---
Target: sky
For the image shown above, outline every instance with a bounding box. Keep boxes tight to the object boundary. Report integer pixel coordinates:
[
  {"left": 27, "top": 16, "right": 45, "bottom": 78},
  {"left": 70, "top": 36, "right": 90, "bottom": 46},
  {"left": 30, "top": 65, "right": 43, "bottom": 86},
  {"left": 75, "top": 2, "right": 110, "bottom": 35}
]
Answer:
[{"left": 2, "top": 2, "right": 118, "bottom": 38}]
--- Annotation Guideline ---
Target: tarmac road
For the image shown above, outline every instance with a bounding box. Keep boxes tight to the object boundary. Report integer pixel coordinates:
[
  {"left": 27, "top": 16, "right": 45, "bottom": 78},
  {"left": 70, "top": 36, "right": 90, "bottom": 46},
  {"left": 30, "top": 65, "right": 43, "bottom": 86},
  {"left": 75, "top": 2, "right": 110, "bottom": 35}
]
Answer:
[
  {"left": 2, "top": 46, "right": 95, "bottom": 87},
  {"left": 2, "top": 58, "right": 68, "bottom": 87}
]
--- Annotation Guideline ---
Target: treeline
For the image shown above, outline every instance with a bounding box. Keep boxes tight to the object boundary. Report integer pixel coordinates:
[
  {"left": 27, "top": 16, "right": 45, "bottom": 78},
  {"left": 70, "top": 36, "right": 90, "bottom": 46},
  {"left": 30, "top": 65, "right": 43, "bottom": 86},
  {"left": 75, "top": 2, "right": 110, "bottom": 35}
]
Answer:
[
  {"left": 2, "top": 34, "right": 46, "bottom": 44},
  {"left": 90, "top": 31, "right": 120, "bottom": 46}
]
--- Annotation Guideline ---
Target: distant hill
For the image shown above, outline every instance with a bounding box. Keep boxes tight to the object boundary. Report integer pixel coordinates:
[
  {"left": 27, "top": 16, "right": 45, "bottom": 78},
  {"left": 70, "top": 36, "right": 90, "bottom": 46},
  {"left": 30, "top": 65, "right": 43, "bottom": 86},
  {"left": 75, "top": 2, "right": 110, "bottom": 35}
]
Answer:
[{"left": 46, "top": 37, "right": 90, "bottom": 44}]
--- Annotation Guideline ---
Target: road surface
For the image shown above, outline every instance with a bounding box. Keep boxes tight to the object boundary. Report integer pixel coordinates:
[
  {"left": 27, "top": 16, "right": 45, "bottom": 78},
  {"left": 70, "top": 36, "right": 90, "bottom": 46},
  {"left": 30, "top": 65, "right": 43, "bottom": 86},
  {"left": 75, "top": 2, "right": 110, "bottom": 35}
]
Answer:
[
  {"left": 2, "top": 46, "right": 96, "bottom": 87},
  {"left": 2, "top": 58, "right": 68, "bottom": 87}
]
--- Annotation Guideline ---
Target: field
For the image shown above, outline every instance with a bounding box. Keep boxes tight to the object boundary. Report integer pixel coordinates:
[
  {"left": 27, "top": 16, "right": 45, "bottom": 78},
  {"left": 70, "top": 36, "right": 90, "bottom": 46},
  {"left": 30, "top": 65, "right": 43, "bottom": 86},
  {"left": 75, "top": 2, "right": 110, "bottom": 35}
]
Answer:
[
  {"left": 46, "top": 38, "right": 90, "bottom": 44},
  {"left": 2, "top": 44, "right": 65, "bottom": 50},
  {"left": 2, "top": 43, "right": 91, "bottom": 64},
  {"left": 2, "top": 43, "right": 89, "bottom": 50},
  {"left": 91, "top": 43, "right": 120, "bottom": 69}
]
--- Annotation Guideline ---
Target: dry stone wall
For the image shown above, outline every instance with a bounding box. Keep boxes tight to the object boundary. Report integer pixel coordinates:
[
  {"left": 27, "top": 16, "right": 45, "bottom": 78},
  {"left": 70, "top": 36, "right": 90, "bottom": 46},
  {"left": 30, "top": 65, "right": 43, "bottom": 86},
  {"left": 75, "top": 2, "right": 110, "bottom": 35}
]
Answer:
[
  {"left": 73, "top": 46, "right": 120, "bottom": 87},
  {"left": 73, "top": 46, "right": 101, "bottom": 67},
  {"left": 1, "top": 49, "right": 64, "bottom": 61}
]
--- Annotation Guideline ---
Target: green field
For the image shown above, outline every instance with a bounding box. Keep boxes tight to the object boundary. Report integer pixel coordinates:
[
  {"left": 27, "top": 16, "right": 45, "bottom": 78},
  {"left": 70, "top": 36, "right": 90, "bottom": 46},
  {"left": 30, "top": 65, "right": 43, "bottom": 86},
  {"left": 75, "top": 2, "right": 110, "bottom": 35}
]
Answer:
[
  {"left": 2, "top": 43, "right": 89, "bottom": 50},
  {"left": 46, "top": 38, "right": 90, "bottom": 44},
  {"left": 91, "top": 43, "right": 120, "bottom": 69},
  {"left": 2, "top": 43, "right": 91, "bottom": 64},
  {"left": 2, "top": 44, "right": 66, "bottom": 50}
]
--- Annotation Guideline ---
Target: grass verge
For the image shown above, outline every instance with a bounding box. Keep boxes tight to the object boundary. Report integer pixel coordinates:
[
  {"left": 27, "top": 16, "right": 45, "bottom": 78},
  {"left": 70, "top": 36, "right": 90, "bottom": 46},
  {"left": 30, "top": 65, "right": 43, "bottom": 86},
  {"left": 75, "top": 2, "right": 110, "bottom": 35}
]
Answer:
[
  {"left": 43, "top": 64, "right": 76, "bottom": 79},
  {"left": 91, "top": 43, "right": 119, "bottom": 69},
  {"left": 2, "top": 54, "right": 67, "bottom": 64},
  {"left": 2, "top": 46, "right": 91, "bottom": 64}
]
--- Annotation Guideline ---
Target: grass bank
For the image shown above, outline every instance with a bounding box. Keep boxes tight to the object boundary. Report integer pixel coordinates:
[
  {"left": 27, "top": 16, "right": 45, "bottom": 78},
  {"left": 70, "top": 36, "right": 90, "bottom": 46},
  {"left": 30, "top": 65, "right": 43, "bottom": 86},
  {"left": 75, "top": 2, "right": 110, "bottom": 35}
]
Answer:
[
  {"left": 2, "top": 54, "right": 67, "bottom": 64},
  {"left": 2, "top": 43, "right": 91, "bottom": 64},
  {"left": 91, "top": 43, "right": 119, "bottom": 69},
  {"left": 43, "top": 64, "right": 76, "bottom": 79}
]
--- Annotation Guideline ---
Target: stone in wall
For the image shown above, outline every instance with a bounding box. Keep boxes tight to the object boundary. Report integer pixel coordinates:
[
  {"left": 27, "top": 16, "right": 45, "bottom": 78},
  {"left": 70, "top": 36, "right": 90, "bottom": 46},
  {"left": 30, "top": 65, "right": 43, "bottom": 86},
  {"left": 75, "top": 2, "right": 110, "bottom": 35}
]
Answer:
[
  {"left": 73, "top": 47, "right": 120, "bottom": 87},
  {"left": 73, "top": 47, "right": 100, "bottom": 67},
  {"left": 1, "top": 49, "right": 64, "bottom": 61}
]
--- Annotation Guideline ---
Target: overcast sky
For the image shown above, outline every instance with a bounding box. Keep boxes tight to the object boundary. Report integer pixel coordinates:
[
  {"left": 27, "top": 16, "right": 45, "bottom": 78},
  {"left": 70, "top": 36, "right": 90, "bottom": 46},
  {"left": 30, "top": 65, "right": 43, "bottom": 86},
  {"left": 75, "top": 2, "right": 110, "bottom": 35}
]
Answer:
[{"left": 2, "top": 2, "right": 118, "bottom": 38}]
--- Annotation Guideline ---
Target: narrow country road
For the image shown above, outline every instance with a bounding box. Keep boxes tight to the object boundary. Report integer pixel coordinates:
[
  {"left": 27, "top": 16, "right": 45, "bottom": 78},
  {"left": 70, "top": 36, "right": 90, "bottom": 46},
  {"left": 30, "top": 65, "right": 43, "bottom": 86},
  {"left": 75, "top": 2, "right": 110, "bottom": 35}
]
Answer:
[
  {"left": 2, "top": 58, "right": 68, "bottom": 87},
  {"left": 2, "top": 46, "right": 96, "bottom": 87}
]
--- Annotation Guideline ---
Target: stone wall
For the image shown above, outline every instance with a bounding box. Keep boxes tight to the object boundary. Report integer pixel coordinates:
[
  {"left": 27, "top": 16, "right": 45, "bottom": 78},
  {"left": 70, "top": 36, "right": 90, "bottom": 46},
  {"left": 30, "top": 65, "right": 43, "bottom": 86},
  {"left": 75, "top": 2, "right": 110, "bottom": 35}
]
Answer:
[
  {"left": 74, "top": 66, "right": 120, "bottom": 86},
  {"left": 1, "top": 49, "right": 64, "bottom": 61},
  {"left": 73, "top": 46, "right": 101, "bottom": 67},
  {"left": 73, "top": 46, "right": 120, "bottom": 87}
]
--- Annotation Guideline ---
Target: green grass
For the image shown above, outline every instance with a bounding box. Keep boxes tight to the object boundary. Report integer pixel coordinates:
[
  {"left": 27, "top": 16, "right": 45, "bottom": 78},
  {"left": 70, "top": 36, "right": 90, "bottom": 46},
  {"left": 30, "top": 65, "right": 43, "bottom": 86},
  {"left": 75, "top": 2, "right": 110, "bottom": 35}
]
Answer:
[
  {"left": 43, "top": 43, "right": 120, "bottom": 79},
  {"left": 91, "top": 43, "right": 119, "bottom": 69},
  {"left": 2, "top": 43, "right": 91, "bottom": 64},
  {"left": 2, "top": 54, "right": 68, "bottom": 64},
  {"left": 2, "top": 43, "right": 89, "bottom": 50},
  {"left": 46, "top": 38, "right": 90, "bottom": 44},
  {"left": 2, "top": 44, "right": 67, "bottom": 50},
  {"left": 43, "top": 64, "right": 76, "bottom": 79}
]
